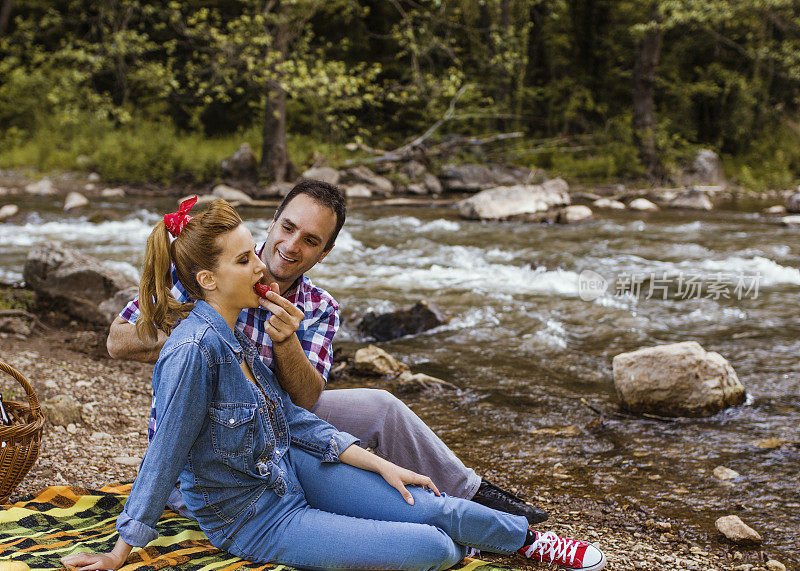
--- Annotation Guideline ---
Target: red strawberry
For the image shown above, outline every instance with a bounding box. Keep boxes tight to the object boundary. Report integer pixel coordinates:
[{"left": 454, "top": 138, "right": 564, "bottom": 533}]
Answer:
[{"left": 254, "top": 283, "right": 271, "bottom": 298}]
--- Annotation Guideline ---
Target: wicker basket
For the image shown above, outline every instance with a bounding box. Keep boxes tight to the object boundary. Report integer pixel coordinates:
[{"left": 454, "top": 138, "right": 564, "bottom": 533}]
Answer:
[{"left": 0, "top": 359, "right": 45, "bottom": 503}]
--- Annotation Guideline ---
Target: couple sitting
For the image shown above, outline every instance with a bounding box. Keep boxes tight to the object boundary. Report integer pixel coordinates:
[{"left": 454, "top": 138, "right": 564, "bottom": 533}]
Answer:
[{"left": 62, "top": 181, "right": 605, "bottom": 571}]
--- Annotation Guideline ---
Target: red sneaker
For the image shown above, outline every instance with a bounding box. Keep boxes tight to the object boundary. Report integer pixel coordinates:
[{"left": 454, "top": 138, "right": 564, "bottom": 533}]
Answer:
[{"left": 517, "top": 530, "right": 606, "bottom": 570}]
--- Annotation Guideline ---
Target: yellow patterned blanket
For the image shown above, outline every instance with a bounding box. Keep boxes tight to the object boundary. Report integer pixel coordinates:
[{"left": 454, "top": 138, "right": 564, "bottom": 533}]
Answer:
[{"left": 0, "top": 484, "right": 518, "bottom": 571}]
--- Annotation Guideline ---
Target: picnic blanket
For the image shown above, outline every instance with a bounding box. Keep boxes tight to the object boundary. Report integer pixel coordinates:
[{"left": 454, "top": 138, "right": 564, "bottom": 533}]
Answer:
[{"left": 0, "top": 484, "right": 521, "bottom": 571}]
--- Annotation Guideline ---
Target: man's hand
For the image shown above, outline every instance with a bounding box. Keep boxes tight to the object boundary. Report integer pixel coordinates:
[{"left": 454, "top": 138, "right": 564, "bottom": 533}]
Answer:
[{"left": 257, "top": 282, "right": 304, "bottom": 344}]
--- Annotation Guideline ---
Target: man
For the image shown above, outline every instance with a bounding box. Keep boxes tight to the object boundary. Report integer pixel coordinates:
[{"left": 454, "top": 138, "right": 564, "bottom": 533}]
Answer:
[{"left": 108, "top": 179, "right": 546, "bottom": 524}]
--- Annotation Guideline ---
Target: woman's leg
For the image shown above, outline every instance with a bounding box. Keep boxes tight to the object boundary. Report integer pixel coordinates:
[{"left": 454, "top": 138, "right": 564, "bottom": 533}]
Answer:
[{"left": 288, "top": 447, "right": 528, "bottom": 554}]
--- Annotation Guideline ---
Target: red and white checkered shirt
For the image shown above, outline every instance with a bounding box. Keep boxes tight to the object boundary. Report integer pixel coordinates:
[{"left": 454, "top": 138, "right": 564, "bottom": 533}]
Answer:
[{"left": 119, "top": 241, "right": 340, "bottom": 440}]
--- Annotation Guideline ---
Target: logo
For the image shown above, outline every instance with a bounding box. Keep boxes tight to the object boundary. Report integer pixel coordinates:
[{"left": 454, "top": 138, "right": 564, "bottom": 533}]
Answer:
[{"left": 578, "top": 269, "right": 608, "bottom": 301}]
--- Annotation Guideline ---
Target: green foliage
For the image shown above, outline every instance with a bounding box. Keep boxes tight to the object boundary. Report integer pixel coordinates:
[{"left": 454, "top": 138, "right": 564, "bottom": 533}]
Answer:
[
  {"left": 0, "top": 288, "right": 36, "bottom": 312},
  {"left": 1, "top": 0, "right": 800, "bottom": 188}
]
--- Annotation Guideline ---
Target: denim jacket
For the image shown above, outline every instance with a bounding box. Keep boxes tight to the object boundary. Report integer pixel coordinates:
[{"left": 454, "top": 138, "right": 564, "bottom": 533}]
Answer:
[{"left": 116, "top": 300, "right": 359, "bottom": 547}]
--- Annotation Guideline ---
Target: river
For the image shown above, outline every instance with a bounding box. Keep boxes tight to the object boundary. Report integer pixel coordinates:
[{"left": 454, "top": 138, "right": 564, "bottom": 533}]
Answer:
[{"left": 1, "top": 196, "right": 799, "bottom": 565}]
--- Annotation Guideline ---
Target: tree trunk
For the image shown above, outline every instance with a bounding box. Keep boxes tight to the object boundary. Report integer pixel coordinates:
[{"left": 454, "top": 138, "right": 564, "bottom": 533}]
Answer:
[
  {"left": 260, "top": 1, "right": 294, "bottom": 182},
  {"left": 632, "top": 1, "right": 665, "bottom": 181},
  {"left": 0, "top": 0, "right": 15, "bottom": 38}
]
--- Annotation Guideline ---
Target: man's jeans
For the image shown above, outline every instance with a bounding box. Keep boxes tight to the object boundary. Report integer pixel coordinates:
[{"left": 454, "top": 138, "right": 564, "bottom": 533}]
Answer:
[
  {"left": 206, "top": 447, "right": 528, "bottom": 570},
  {"left": 311, "top": 388, "right": 481, "bottom": 500}
]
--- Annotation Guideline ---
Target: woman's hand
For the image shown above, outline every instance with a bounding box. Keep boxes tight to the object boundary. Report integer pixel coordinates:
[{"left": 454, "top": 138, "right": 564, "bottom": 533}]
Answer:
[
  {"left": 61, "top": 538, "right": 132, "bottom": 571},
  {"left": 379, "top": 463, "right": 440, "bottom": 505},
  {"left": 60, "top": 551, "right": 125, "bottom": 571}
]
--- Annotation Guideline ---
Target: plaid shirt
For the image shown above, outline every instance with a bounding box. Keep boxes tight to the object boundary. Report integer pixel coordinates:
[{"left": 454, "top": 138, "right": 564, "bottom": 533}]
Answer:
[{"left": 119, "top": 242, "right": 340, "bottom": 440}]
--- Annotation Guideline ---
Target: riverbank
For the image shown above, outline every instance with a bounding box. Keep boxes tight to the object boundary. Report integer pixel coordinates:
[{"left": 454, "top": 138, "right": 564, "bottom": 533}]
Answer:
[{"left": 0, "top": 323, "right": 783, "bottom": 571}]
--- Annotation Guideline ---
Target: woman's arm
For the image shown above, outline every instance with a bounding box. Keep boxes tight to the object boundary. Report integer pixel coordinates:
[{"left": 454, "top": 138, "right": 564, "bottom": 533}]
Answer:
[
  {"left": 339, "top": 444, "right": 440, "bottom": 505},
  {"left": 61, "top": 537, "right": 133, "bottom": 571}
]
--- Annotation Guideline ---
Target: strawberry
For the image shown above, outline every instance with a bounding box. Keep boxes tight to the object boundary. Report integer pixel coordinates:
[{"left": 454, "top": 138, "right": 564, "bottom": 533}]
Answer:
[{"left": 254, "top": 283, "right": 271, "bottom": 298}]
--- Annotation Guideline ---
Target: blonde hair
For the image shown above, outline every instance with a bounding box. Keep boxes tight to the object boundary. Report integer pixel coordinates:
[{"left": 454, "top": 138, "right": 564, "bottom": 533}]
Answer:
[{"left": 137, "top": 199, "right": 242, "bottom": 342}]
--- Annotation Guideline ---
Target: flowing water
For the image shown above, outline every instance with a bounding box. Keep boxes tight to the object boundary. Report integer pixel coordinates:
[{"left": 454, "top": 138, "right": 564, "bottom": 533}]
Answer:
[{"left": 2, "top": 197, "right": 799, "bottom": 564}]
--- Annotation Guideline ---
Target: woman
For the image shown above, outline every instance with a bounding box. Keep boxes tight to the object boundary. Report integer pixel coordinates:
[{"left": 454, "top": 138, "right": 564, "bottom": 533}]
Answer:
[{"left": 62, "top": 199, "right": 605, "bottom": 571}]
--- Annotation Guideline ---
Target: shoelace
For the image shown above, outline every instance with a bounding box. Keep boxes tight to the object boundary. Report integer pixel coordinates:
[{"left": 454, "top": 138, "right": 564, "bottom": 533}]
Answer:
[{"left": 522, "top": 531, "right": 581, "bottom": 566}]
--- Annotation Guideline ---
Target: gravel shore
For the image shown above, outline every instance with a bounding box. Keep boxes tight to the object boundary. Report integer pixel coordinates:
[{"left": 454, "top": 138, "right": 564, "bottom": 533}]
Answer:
[{"left": 0, "top": 327, "right": 782, "bottom": 571}]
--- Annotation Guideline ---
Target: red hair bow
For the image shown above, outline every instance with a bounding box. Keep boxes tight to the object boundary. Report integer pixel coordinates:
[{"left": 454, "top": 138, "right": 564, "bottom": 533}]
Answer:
[{"left": 164, "top": 195, "right": 198, "bottom": 238}]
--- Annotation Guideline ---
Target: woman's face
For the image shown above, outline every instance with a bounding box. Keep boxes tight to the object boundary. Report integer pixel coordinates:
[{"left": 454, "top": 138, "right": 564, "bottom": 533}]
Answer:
[{"left": 201, "top": 224, "right": 266, "bottom": 311}]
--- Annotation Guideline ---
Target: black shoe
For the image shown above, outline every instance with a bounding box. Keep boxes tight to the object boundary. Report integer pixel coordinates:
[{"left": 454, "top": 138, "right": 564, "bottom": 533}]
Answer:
[{"left": 471, "top": 479, "right": 548, "bottom": 524}]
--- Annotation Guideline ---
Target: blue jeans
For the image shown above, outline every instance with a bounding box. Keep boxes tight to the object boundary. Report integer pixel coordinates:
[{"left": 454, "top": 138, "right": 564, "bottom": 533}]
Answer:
[{"left": 204, "top": 447, "right": 528, "bottom": 570}]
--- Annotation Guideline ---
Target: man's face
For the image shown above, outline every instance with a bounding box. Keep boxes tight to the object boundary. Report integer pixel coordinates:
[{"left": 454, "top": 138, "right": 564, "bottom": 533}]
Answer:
[{"left": 261, "top": 193, "right": 337, "bottom": 290}]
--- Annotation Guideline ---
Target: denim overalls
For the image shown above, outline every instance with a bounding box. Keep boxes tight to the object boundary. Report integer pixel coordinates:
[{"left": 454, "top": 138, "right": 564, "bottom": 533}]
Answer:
[{"left": 116, "top": 300, "right": 527, "bottom": 570}]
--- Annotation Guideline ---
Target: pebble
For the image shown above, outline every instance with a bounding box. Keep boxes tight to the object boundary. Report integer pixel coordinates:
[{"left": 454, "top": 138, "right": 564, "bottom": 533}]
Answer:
[
  {"left": 766, "top": 560, "right": 786, "bottom": 571},
  {"left": 713, "top": 465, "right": 741, "bottom": 481},
  {"left": 0, "top": 203, "right": 19, "bottom": 219},
  {"left": 90, "top": 431, "right": 113, "bottom": 441},
  {"left": 114, "top": 456, "right": 142, "bottom": 466},
  {"left": 66, "top": 423, "right": 78, "bottom": 434}
]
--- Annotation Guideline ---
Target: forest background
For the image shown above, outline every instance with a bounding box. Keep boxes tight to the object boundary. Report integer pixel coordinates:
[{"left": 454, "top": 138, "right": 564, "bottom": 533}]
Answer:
[{"left": 1, "top": 0, "right": 800, "bottom": 191}]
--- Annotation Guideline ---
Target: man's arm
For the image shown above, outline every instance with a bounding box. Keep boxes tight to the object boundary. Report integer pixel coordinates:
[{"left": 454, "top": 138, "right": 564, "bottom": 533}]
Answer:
[
  {"left": 270, "top": 335, "right": 325, "bottom": 410},
  {"left": 258, "top": 284, "right": 328, "bottom": 410},
  {"left": 107, "top": 316, "right": 167, "bottom": 363}
]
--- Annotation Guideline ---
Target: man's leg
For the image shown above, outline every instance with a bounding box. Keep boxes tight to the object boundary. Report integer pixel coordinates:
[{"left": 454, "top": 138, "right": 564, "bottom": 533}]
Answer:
[{"left": 311, "top": 388, "right": 481, "bottom": 499}]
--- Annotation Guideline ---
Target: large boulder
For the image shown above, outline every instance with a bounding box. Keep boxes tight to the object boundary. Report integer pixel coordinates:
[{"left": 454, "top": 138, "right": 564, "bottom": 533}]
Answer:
[
  {"left": 358, "top": 301, "right": 448, "bottom": 341},
  {"left": 220, "top": 143, "right": 258, "bottom": 182},
  {"left": 612, "top": 341, "right": 746, "bottom": 417},
  {"left": 23, "top": 242, "right": 138, "bottom": 325},
  {"left": 457, "top": 178, "right": 570, "bottom": 220},
  {"left": 301, "top": 167, "right": 340, "bottom": 186},
  {"left": 438, "top": 163, "right": 541, "bottom": 192},
  {"left": 341, "top": 166, "right": 394, "bottom": 195}
]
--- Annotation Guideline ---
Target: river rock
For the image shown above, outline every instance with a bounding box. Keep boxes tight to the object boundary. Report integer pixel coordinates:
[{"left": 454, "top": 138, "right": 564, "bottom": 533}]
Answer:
[
  {"left": 87, "top": 172, "right": 101, "bottom": 182},
  {"left": 23, "top": 241, "right": 138, "bottom": 325},
  {"left": 762, "top": 204, "right": 786, "bottom": 215},
  {"left": 612, "top": 341, "right": 746, "bottom": 417},
  {"left": 715, "top": 515, "right": 762, "bottom": 544},
  {"left": 64, "top": 191, "right": 90, "bottom": 211},
  {"left": 0, "top": 204, "right": 19, "bottom": 220},
  {"left": 301, "top": 167, "right": 340, "bottom": 185},
  {"left": 786, "top": 192, "right": 800, "bottom": 213},
  {"left": 666, "top": 189, "right": 713, "bottom": 210},
  {"left": 358, "top": 301, "right": 448, "bottom": 341},
  {"left": 220, "top": 143, "right": 258, "bottom": 181},
  {"left": 713, "top": 466, "right": 741, "bottom": 481},
  {"left": 25, "top": 178, "right": 56, "bottom": 196},
  {"left": 780, "top": 215, "right": 800, "bottom": 227},
  {"left": 686, "top": 149, "right": 725, "bottom": 186},
  {"left": 343, "top": 184, "right": 372, "bottom": 198},
  {"left": 44, "top": 394, "right": 83, "bottom": 427},
  {"left": 557, "top": 205, "right": 593, "bottom": 224},
  {"left": 395, "top": 371, "right": 460, "bottom": 394},
  {"left": 457, "top": 178, "right": 570, "bottom": 220},
  {"left": 353, "top": 345, "right": 409, "bottom": 376},
  {"left": 400, "top": 160, "right": 427, "bottom": 181},
  {"left": 114, "top": 456, "right": 142, "bottom": 467},
  {"left": 100, "top": 187, "right": 126, "bottom": 198},
  {"left": 0, "top": 315, "right": 32, "bottom": 336},
  {"left": 257, "top": 182, "right": 294, "bottom": 198},
  {"left": 404, "top": 183, "right": 428, "bottom": 195},
  {"left": 423, "top": 173, "right": 442, "bottom": 194},
  {"left": 212, "top": 184, "right": 254, "bottom": 205},
  {"left": 766, "top": 560, "right": 787, "bottom": 571},
  {"left": 439, "top": 163, "right": 539, "bottom": 192},
  {"left": 341, "top": 166, "right": 394, "bottom": 195},
  {"left": 628, "top": 198, "right": 659, "bottom": 211},
  {"left": 593, "top": 198, "right": 626, "bottom": 210},
  {"left": 183, "top": 194, "right": 218, "bottom": 206}
]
